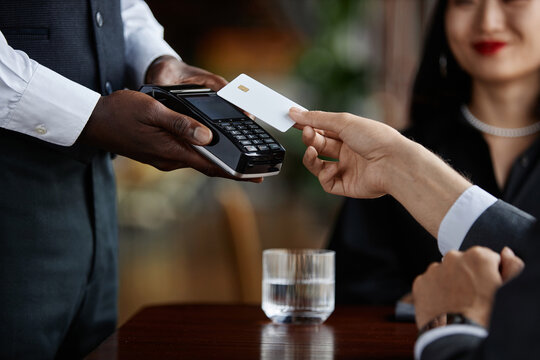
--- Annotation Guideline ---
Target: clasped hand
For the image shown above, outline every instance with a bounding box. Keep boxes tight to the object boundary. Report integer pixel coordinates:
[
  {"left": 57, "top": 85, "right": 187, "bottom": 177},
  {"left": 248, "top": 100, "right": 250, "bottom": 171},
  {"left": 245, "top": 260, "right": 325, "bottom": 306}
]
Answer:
[{"left": 412, "top": 246, "right": 524, "bottom": 330}]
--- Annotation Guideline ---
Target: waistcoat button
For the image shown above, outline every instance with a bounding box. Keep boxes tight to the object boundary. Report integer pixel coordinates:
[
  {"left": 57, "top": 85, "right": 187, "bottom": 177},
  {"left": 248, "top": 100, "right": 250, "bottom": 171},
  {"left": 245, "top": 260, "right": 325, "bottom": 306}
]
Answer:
[
  {"left": 95, "top": 11, "right": 104, "bottom": 27},
  {"left": 105, "top": 81, "right": 113, "bottom": 95}
]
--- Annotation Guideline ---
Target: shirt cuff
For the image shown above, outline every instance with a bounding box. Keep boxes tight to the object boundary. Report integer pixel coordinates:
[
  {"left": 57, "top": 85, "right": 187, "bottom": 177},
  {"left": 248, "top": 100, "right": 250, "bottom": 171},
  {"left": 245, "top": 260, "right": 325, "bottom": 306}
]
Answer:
[
  {"left": 6, "top": 64, "right": 101, "bottom": 146},
  {"left": 125, "top": 28, "right": 181, "bottom": 88},
  {"left": 437, "top": 185, "right": 497, "bottom": 255},
  {"left": 414, "top": 324, "right": 488, "bottom": 360}
]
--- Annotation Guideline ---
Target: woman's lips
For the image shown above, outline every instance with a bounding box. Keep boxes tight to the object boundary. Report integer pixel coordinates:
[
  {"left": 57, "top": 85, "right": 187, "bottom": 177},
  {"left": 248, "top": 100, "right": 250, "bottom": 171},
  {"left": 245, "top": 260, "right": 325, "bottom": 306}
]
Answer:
[{"left": 473, "top": 41, "right": 507, "bottom": 55}]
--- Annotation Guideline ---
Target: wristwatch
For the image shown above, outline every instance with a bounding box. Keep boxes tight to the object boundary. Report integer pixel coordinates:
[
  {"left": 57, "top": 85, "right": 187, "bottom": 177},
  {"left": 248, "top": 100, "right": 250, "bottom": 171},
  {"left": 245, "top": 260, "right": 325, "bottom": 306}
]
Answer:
[{"left": 418, "top": 313, "right": 484, "bottom": 337}]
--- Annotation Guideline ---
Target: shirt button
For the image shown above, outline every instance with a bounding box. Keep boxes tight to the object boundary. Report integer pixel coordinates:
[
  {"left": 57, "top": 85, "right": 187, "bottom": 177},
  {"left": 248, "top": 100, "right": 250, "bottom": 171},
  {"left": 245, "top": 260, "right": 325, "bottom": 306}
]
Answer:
[
  {"left": 35, "top": 124, "right": 47, "bottom": 135},
  {"left": 521, "top": 156, "right": 529, "bottom": 167},
  {"left": 105, "top": 81, "right": 113, "bottom": 95},
  {"left": 95, "top": 11, "right": 104, "bottom": 27}
]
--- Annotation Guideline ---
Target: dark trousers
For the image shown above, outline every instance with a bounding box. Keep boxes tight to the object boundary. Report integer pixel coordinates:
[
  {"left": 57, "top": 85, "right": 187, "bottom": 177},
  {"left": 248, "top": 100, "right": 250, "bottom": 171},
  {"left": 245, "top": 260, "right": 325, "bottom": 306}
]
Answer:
[{"left": 0, "top": 131, "right": 118, "bottom": 359}]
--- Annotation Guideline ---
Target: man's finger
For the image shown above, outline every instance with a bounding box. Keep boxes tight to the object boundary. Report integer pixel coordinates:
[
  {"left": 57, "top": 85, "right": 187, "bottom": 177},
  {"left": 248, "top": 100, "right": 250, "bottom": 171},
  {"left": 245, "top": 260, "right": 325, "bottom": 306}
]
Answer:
[
  {"left": 186, "top": 75, "right": 228, "bottom": 91},
  {"left": 318, "top": 162, "right": 341, "bottom": 195},
  {"left": 165, "top": 142, "right": 263, "bottom": 182},
  {"left": 295, "top": 123, "right": 340, "bottom": 140},
  {"left": 442, "top": 250, "right": 461, "bottom": 264},
  {"left": 303, "top": 126, "right": 342, "bottom": 159},
  {"left": 289, "top": 108, "right": 351, "bottom": 135},
  {"left": 314, "top": 128, "right": 341, "bottom": 140},
  {"left": 303, "top": 146, "right": 324, "bottom": 177},
  {"left": 500, "top": 247, "right": 525, "bottom": 283},
  {"left": 466, "top": 246, "right": 501, "bottom": 269},
  {"left": 158, "top": 105, "right": 213, "bottom": 146}
]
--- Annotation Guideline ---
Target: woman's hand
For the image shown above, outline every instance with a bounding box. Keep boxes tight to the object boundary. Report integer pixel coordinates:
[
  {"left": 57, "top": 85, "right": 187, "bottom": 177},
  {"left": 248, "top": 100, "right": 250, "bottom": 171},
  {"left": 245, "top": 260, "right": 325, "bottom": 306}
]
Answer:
[{"left": 290, "top": 108, "right": 404, "bottom": 199}]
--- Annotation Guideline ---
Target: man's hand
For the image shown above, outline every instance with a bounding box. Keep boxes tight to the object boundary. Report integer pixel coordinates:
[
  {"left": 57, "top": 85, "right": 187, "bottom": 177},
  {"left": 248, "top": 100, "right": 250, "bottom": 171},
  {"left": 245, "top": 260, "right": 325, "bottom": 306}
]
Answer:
[
  {"left": 500, "top": 246, "right": 525, "bottom": 283},
  {"left": 80, "top": 90, "right": 230, "bottom": 176},
  {"left": 412, "top": 246, "right": 505, "bottom": 330},
  {"left": 289, "top": 108, "right": 403, "bottom": 199},
  {"left": 145, "top": 55, "right": 227, "bottom": 91},
  {"left": 289, "top": 108, "right": 471, "bottom": 237}
]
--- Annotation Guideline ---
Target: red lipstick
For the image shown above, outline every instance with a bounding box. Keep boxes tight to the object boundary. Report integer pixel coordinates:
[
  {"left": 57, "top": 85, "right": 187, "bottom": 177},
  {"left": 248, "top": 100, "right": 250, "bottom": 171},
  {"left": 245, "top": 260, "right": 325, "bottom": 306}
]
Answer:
[{"left": 473, "top": 41, "right": 507, "bottom": 55}]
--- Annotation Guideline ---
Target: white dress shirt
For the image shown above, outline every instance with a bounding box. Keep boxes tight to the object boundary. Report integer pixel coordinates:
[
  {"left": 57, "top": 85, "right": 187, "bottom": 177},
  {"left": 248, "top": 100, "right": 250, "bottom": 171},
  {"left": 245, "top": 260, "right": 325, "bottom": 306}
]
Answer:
[
  {"left": 0, "top": 0, "right": 180, "bottom": 146},
  {"left": 437, "top": 185, "right": 497, "bottom": 255},
  {"left": 414, "top": 324, "right": 488, "bottom": 360}
]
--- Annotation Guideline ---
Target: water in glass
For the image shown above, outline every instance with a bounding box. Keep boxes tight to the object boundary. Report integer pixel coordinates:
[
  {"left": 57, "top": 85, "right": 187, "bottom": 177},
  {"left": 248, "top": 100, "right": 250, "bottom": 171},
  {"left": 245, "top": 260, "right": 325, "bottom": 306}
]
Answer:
[{"left": 262, "top": 249, "right": 335, "bottom": 324}]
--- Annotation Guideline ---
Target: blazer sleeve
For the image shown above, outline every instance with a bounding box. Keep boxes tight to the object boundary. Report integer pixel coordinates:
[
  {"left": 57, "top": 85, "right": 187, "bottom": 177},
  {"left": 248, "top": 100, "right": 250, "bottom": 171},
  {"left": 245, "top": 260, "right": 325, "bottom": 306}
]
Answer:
[
  {"left": 460, "top": 199, "right": 536, "bottom": 256},
  {"left": 419, "top": 222, "right": 540, "bottom": 360}
]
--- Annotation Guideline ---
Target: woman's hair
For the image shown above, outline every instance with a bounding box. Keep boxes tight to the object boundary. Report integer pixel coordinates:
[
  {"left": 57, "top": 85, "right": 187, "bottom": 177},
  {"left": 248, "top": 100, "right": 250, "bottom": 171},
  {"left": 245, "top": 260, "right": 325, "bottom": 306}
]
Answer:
[
  {"left": 409, "top": 0, "right": 540, "bottom": 124},
  {"left": 410, "top": 0, "right": 470, "bottom": 125}
]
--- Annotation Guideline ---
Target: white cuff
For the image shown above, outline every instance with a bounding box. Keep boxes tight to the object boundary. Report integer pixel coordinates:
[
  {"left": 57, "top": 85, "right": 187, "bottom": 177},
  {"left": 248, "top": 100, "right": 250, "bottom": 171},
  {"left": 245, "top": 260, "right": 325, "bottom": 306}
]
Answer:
[
  {"left": 6, "top": 64, "right": 101, "bottom": 146},
  {"left": 414, "top": 324, "right": 488, "bottom": 360},
  {"left": 125, "top": 28, "right": 181, "bottom": 88},
  {"left": 438, "top": 185, "right": 497, "bottom": 255}
]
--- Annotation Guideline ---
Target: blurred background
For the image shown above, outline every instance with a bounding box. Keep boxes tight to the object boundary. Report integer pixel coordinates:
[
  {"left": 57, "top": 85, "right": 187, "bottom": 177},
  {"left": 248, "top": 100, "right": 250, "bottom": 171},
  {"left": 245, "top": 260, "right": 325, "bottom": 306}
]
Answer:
[{"left": 116, "top": 0, "right": 437, "bottom": 324}]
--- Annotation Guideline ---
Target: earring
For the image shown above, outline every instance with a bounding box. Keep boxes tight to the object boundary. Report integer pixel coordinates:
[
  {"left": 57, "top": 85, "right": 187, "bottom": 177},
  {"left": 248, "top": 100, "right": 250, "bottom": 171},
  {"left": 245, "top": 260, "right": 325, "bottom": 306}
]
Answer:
[{"left": 439, "top": 53, "right": 448, "bottom": 78}]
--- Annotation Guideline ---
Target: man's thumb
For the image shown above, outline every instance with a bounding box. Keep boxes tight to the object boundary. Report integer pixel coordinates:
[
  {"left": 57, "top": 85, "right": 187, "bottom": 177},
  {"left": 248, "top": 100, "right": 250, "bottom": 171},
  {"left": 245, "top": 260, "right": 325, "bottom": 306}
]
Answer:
[
  {"left": 500, "top": 247, "right": 525, "bottom": 283},
  {"left": 162, "top": 107, "right": 212, "bottom": 145}
]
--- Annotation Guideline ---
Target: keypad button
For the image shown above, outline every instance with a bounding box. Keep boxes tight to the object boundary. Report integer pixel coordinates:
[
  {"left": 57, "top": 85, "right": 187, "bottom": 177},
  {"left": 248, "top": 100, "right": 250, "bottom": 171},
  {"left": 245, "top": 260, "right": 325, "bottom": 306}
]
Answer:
[
  {"left": 254, "top": 129, "right": 265, "bottom": 134},
  {"left": 237, "top": 126, "right": 247, "bottom": 130},
  {"left": 240, "top": 140, "right": 252, "bottom": 145},
  {"left": 224, "top": 126, "right": 235, "bottom": 131},
  {"left": 230, "top": 131, "right": 241, "bottom": 135},
  {"left": 235, "top": 135, "right": 247, "bottom": 140},
  {"left": 258, "top": 145, "right": 269, "bottom": 151},
  {"left": 247, "top": 135, "right": 258, "bottom": 139},
  {"left": 269, "top": 144, "right": 281, "bottom": 150},
  {"left": 264, "top": 139, "right": 274, "bottom": 144},
  {"left": 259, "top": 134, "right": 270, "bottom": 139},
  {"left": 249, "top": 125, "right": 259, "bottom": 129},
  {"left": 245, "top": 146, "right": 257, "bottom": 152},
  {"left": 252, "top": 140, "right": 263, "bottom": 145},
  {"left": 232, "top": 121, "right": 243, "bottom": 126},
  {"left": 242, "top": 130, "right": 252, "bottom": 135}
]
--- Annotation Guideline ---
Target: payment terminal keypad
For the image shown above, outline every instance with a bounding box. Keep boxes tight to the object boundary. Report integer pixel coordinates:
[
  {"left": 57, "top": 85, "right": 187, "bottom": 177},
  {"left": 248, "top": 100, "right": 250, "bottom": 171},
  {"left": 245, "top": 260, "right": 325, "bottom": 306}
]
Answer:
[{"left": 215, "top": 119, "right": 281, "bottom": 153}]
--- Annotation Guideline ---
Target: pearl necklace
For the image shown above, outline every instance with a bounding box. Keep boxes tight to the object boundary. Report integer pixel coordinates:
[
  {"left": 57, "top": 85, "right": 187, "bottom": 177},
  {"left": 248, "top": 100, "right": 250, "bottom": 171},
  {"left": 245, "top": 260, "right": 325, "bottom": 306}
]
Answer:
[{"left": 461, "top": 105, "right": 540, "bottom": 138}]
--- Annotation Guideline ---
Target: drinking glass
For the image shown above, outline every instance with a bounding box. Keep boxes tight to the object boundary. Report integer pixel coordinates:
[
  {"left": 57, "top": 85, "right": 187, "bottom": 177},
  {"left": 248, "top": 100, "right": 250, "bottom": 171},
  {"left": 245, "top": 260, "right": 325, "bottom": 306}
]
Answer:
[{"left": 262, "top": 249, "right": 335, "bottom": 324}]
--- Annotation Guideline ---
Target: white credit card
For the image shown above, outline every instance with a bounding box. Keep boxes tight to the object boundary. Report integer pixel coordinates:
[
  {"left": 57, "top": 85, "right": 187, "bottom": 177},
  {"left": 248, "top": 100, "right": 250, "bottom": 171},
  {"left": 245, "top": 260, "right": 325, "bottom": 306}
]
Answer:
[{"left": 217, "top": 73, "right": 306, "bottom": 132}]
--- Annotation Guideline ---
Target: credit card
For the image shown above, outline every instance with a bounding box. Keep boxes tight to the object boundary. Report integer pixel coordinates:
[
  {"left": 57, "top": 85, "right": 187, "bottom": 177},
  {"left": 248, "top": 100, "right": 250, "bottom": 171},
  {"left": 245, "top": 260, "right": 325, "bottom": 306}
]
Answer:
[{"left": 217, "top": 73, "right": 307, "bottom": 132}]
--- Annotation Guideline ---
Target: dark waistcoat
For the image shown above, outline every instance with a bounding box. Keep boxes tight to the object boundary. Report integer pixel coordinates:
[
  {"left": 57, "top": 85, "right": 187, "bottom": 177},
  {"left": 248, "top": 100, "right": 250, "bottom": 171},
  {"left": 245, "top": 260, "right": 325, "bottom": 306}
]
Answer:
[{"left": 0, "top": 2, "right": 125, "bottom": 352}]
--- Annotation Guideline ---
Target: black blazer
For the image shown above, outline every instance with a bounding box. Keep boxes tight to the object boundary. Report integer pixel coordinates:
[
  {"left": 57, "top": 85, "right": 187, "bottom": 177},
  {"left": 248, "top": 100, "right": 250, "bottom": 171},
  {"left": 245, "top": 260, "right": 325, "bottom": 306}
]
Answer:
[
  {"left": 420, "top": 200, "right": 540, "bottom": 360},
  {"left": 329, "top": 109, "right": 540, "bottom": 304}
]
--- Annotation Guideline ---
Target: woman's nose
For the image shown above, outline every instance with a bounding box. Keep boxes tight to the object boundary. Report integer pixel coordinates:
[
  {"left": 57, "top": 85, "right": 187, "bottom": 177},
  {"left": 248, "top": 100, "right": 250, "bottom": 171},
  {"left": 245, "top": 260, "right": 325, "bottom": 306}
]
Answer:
[{"left": 477, "top": 0, "right": 506, "bottom": 34}]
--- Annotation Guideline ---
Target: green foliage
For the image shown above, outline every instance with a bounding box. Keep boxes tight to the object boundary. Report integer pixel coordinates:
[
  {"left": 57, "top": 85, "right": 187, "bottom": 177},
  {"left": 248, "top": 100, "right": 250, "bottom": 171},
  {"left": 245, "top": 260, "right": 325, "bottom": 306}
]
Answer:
[
  {"left": 285, "top": 0, "right": 372, "bottom": 200},
  {"left": 295, "top": 0, "right": 372, "bottom": 112}
]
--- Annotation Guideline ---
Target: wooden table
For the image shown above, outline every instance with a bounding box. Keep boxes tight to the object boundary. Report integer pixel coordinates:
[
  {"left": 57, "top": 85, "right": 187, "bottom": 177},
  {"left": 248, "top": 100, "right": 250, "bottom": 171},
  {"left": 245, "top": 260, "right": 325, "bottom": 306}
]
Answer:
[{"left": 87, "top": 304, "right": 417, "bottom": 359}]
